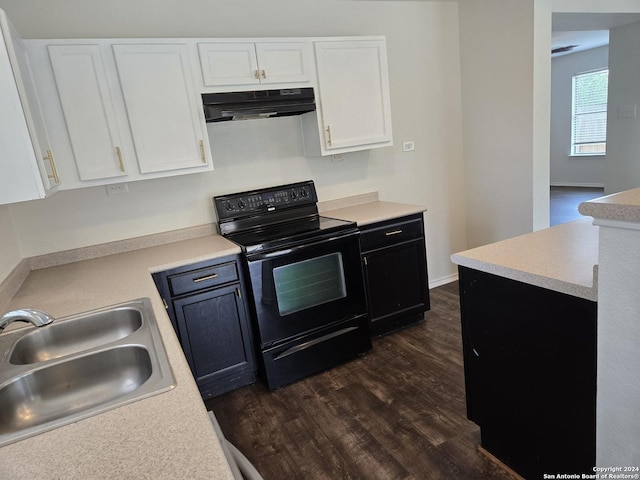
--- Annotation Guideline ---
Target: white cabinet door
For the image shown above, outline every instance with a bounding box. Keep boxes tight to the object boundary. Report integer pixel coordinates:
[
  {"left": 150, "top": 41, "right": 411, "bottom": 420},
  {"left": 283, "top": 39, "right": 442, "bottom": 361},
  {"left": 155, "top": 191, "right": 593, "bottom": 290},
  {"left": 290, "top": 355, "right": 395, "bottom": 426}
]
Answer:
[
  {"left": 198, "top": 41, "right": 311, "bottom": 88},
  {"left": 304, "top": 39, "right": 393, "bottom": 155},
  {"left": 254, "top": 42, "right": 312, "bottom": 85},
  {"left": 49, "top": 44, "right": 128, "bottom": 180},
  {"left": 0, "top": 10, "right": 60, "bottom": 204},
  {"left": 198, "top": 43, "right": 260, "bottom": 87},
  {"left": 113, "top": 43, "right": 209, "bottom": 173}
]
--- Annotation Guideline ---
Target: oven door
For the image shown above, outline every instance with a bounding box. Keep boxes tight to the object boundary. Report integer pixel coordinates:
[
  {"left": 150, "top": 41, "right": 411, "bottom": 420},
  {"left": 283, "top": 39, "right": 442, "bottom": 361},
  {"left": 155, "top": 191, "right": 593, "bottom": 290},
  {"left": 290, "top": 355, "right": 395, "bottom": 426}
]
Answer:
[{"left": 246, "top": 230, "right": 367, "bottom": 348}]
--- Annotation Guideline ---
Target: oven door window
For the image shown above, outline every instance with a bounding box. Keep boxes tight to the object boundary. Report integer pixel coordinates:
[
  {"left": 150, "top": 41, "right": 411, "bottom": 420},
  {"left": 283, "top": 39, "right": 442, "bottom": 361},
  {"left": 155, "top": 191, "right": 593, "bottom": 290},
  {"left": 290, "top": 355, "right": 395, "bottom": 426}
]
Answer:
[{"left": 272, "top": 252, "right": 346, "bottom": 316}]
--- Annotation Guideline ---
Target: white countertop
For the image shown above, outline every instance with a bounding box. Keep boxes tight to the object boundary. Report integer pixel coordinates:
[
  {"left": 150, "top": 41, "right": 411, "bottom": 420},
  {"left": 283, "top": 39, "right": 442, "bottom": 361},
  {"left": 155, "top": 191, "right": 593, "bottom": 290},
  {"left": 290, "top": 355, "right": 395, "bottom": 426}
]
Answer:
[
  {"left": 579, "top": 187, "right": 640, "bottom": 223},
  {"left": 321, "top": 199, "right": 426, "bottom": 226},
  {"left": 1, "top": 235, "right": 240, "bottom": 480},
  {"left": 451, "top": 218, "right": 599, "bottom": 301}
]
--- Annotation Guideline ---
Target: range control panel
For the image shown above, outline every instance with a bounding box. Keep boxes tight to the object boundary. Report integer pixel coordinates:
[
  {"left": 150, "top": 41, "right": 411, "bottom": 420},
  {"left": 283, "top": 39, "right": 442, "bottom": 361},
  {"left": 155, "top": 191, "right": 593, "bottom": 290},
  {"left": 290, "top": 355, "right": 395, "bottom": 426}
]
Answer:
[{"left": 213, "top": 180, "right": 318, "bottom": 221}]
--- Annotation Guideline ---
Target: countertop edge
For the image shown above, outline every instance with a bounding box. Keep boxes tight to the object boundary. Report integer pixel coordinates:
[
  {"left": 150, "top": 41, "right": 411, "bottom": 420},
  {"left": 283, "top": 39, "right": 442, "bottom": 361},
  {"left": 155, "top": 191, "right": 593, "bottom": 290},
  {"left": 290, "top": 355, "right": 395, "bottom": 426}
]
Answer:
[
  {"left": 578, "top": 187, "right": 640, "bottom": 223},
  {"left": 451, "top": 254, "right": 598, "bottom": 302},
  {"left": 450, "top": 219, "right": 599, "bottom": 302}
]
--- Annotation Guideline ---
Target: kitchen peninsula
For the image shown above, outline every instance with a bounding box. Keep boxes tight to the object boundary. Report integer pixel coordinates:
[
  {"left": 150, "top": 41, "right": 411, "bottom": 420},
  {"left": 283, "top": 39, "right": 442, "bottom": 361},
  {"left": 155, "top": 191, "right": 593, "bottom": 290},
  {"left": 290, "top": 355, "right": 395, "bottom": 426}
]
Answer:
[
  {"left": 451, "top": 218, "right": 598, "bottom": 479},
  {"left": 452, "top": 188, "right": 640, "bottom": 478}
]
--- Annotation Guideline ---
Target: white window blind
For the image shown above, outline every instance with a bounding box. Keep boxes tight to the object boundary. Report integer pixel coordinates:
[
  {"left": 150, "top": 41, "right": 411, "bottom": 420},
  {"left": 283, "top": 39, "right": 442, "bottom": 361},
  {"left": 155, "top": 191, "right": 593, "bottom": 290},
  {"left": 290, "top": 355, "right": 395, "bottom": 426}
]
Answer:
[{"left": 571, "top": 68, "right": 608, "bottom": 155}]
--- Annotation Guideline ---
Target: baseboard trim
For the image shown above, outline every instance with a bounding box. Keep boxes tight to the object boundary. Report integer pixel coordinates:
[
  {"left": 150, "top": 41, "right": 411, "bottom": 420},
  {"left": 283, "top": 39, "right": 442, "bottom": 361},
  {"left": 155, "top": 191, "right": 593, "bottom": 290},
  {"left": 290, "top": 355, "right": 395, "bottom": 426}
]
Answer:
[
  {"left": 550, "top": 182, "right": 604, "bottom": 188},
  {"left": 429, "top": 272, "right": 458, "bottom": 289}
]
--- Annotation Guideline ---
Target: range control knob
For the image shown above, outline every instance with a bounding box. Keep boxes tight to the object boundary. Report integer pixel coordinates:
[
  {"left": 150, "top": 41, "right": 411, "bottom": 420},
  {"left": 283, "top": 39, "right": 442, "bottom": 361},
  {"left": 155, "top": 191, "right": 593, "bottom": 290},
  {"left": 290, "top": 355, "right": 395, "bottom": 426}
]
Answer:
[
  {"left": 300, "top": 188, "right": 308, "bottom": 197},
  {"left": 238, "top": 200, "right": 246, "bottom": 209},
  {"left": 290, "top": 190, "right": 298, "bottom": 199},
  {"left": 225, "top": 201, "right": 234, "bottom": 211}
]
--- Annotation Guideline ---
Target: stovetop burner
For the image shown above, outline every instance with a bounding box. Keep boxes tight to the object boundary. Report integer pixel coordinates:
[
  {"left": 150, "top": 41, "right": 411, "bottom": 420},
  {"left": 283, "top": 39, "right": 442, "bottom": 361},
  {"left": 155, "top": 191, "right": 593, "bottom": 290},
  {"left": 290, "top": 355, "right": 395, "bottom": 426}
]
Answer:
[{"left": 226, "top": 215, "right": 356, "bottom": 254}]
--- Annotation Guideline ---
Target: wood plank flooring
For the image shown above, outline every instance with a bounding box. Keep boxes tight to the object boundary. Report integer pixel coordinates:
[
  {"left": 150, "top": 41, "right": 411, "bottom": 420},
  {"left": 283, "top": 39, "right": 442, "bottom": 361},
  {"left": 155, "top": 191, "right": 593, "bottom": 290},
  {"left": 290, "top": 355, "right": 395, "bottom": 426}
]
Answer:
[
  {"left": 206, "top": 282, "right": 516, "bottom": 480},
  {"left": 550, "top": 186, "right": 604, "bottom": 226}
]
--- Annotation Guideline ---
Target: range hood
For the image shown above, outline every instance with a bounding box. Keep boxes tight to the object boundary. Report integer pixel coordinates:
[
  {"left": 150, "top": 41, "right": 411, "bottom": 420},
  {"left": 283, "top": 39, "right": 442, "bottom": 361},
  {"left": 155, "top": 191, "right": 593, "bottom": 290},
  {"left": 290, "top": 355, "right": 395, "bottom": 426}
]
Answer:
[{"left": 202, "top": 87, "right": 315, "bottom": 122}]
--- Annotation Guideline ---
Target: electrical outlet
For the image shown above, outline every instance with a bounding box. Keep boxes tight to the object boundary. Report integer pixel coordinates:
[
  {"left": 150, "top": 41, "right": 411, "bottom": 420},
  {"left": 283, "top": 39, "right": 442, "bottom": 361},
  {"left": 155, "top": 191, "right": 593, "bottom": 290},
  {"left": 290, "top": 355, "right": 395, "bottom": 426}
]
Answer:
[
  {"left": 402, "top": 141, "right": 415, "bottom": 152},
  {"left": 106, "top": 183, "right": 129, "bottom": 195},
  {"left": 331, "top": 154, "right": 344, "bottom": 162}
]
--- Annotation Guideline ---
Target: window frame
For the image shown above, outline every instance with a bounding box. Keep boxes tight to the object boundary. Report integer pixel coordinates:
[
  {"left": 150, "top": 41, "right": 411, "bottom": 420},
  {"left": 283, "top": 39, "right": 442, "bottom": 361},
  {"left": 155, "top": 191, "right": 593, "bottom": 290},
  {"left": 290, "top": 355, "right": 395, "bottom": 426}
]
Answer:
[{"left": 570, "top": 67, "right": 609, "bottom": 157}]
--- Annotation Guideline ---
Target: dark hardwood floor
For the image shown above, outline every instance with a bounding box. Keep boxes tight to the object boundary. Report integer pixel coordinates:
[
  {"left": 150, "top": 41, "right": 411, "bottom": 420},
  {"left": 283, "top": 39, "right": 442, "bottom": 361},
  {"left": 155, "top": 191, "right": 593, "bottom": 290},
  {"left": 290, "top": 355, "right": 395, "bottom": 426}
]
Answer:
[
  {"left": 550, "top": 186, "right": 604, "bottom": 226},
  {"left": 206, "top": 282, "right": 516, "bottom": 480}
]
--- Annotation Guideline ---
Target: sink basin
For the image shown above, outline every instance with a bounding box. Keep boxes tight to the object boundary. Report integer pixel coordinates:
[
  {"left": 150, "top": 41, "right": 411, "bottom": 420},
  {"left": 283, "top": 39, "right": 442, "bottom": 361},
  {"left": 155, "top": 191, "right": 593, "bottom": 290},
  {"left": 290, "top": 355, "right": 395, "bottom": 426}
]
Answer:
[
  {"left": 9, "top": 307, "right": 143, "bottom": 364},
  {"left": 0, "top": 346, "right": 152, "bottom": 435},
  {"left": 0, "top": 298, "right": 175, "bottom": 447}
]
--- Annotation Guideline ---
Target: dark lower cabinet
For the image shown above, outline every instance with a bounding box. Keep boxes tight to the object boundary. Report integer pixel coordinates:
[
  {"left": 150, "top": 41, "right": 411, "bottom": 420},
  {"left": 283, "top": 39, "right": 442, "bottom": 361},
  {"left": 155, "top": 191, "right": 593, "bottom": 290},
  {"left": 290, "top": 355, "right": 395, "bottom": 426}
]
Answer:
[
  {"left": 360, "top": 213, "right": 430, "bottom": 336},
  {"left": 153, "top": 255, "right": 256, "bottom": 399},
  {"left": 458, "top": 266, "right": 597, "bottom": 479}
]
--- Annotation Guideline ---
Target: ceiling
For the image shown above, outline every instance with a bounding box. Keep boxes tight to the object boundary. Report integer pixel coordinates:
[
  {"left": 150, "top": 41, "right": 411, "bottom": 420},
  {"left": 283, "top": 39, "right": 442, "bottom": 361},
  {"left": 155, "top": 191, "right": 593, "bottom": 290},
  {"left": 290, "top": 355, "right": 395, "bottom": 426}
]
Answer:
[{"left": 552, "top": 12, "right": 640, "bottom": 57}]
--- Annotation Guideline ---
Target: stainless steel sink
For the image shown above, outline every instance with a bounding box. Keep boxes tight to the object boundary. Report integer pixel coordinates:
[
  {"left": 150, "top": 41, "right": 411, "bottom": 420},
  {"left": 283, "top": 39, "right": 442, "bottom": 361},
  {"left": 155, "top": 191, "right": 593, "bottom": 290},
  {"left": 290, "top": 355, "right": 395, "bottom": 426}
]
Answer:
[
  {"left": 0, "top": 298, "right": 175, "bottom": 447},
  {"left": 9, "top": 306, "right": 143, "bottom": 364}
]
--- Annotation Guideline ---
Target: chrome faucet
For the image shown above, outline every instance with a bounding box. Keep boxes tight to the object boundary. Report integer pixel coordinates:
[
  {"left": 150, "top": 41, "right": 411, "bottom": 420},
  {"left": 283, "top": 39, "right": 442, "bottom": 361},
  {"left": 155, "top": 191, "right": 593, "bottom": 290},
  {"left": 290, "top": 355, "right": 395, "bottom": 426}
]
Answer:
[{"left": 0, "top": 309, "right": 55, "bottom": 333}]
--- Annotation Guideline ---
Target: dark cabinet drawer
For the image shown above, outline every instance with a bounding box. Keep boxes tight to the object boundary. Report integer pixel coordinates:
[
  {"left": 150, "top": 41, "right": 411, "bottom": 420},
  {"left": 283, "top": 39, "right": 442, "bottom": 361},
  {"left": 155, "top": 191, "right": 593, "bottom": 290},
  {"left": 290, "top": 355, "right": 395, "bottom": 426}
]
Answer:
[
  {"left": 359, "top": 215, "right": 424, "bottom": 252},
  {"left": 168, "top": 261, "right": 238, "bottom": 296}
]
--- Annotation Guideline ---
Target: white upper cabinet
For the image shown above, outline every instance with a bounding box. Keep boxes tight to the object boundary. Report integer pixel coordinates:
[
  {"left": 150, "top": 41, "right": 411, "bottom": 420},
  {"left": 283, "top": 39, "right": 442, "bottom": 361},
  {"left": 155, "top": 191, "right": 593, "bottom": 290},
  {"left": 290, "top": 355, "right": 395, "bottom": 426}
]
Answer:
[
  {"left": 301, "top": 38, "right": 393, "bottom": 156},
  {"left": 198, "top": 41, "right": 312, "bottom": 88},
  {"left": 113, "top": 43, "right": 210, "bottom": 174},
  {"left": 27, "top": 38, "right": 214, "bottom": 189},
  {"left": 48, "top": 44, "right": 128, "bottom": 181},
  {"left": 0, "top": 10, "right": 60, "bottom": 205}
]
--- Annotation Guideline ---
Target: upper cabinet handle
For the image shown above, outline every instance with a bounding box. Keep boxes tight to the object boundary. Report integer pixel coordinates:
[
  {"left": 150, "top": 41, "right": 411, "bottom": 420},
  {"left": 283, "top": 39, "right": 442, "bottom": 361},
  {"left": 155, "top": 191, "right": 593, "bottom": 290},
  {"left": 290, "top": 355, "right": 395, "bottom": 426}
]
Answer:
[
  {"left": 261, "top": 69, "right": 267, "bottom": 79},
  {"left": 199, "top": 140, "right": 207, "bottom": 164},
  {"left": 326, "top": 125, "right": 332, "bottom": 146},
  {"left": 115, "top": 146, "right": 125, "bottom": 172},
  {"left": 254, "top": 70, "right": 260, "bottom": 80},
  {"left": 43, "top": 149, "right": 60, "bottom": 184}
]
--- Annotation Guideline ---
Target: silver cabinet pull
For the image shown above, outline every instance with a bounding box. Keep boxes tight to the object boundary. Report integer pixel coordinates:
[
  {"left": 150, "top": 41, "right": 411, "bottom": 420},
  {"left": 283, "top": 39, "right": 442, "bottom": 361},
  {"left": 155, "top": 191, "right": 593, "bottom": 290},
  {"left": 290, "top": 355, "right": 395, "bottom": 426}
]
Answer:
[
  {"left": 193, "top": 273, "right": 217, "bottom": 283},
  {"left": 385, "top": 230, "right": 403, "bottom": 236}
]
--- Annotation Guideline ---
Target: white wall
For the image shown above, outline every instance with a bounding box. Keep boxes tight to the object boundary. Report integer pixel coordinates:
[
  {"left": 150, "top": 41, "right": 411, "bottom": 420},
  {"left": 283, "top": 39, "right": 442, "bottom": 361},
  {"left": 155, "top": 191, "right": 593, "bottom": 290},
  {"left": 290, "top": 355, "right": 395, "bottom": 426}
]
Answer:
[
  {"left": 605, "top": 21, "right": 640, "bottom": 194},
  {"left": 458, "top": 0, "right": 539, "bottom": 248},
  {"left": 550, "top": 46, "right": 608, "bottom": 187},
  {"left": 0, "top": 0, "right": 466, "bottom": 287},
  {"left": 0, "top": 205, "right": 21, "bottom": 281}
]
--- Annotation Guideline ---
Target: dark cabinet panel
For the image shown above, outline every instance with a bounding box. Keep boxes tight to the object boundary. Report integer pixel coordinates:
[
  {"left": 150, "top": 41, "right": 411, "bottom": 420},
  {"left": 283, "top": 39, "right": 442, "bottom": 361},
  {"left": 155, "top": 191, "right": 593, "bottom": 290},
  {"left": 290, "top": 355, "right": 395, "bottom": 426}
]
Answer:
[
  {"left": 458, "top": 266, "right": 597, "bottom": 479},
  {"left": 360, "top": 214, "right": 430, "bottom": 336},
  {"left": 153, "top": 255, "right": 256, "bottom": 399},
  {"left": 174, "top": 285, "right": 251, "bottom": 381}
]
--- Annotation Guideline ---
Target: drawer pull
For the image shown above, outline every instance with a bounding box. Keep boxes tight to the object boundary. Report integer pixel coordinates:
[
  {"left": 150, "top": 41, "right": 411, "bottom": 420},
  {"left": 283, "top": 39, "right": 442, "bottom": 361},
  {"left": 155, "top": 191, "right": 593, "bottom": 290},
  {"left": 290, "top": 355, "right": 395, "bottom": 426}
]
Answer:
[
  {"left": 385, "top": 229, "right": 403, "bottom": 236},
  {"left": 193, "top": 273, "right": 218, "bottom": 283}
]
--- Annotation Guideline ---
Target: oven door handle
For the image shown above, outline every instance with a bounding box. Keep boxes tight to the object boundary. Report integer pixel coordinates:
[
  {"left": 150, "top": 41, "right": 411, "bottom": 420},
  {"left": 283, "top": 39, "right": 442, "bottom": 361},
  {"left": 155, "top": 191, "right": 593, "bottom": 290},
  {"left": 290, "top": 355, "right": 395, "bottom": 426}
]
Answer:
[{"left": 246, "top": 230, "right": 359, "bottom": 262}]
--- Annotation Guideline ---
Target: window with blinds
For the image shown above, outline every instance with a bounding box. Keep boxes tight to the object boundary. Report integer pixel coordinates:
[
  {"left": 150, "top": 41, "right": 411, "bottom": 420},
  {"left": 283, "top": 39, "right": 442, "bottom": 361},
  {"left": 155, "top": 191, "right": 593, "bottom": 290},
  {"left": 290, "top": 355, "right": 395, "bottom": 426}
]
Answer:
[{"left": 571, "top": 68, "right": 609, "bottom": 155}]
